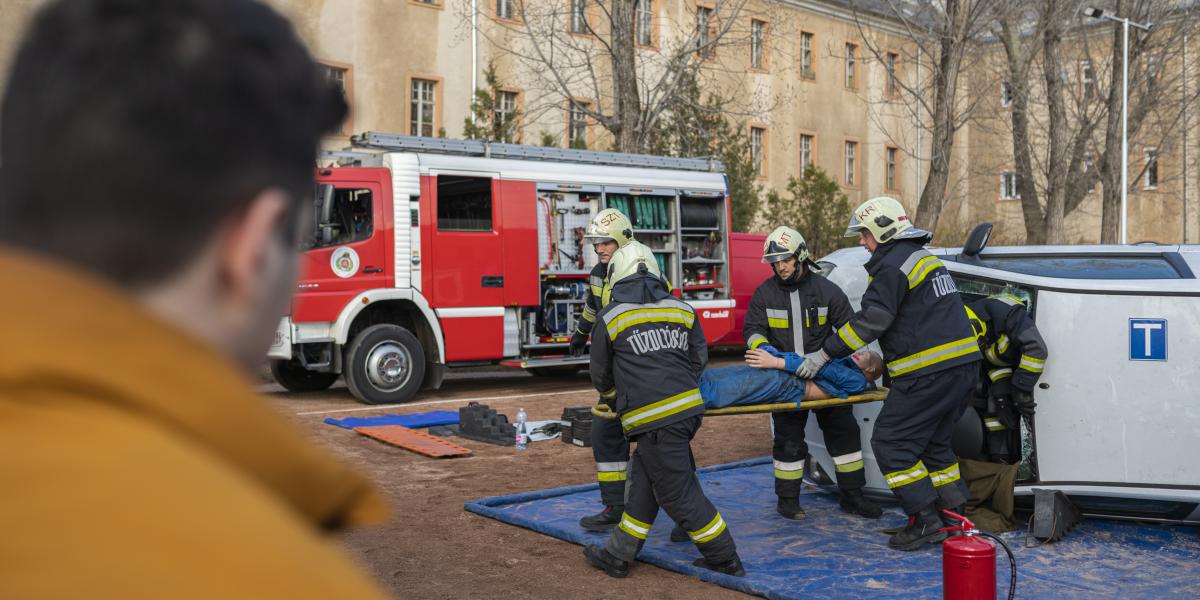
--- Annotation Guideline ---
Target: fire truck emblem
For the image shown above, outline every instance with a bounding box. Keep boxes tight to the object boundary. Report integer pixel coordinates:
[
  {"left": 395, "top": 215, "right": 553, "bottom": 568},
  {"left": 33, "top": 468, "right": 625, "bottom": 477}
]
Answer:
[{"left": 330, "top": 247, "right": 360, "bottom": 279}]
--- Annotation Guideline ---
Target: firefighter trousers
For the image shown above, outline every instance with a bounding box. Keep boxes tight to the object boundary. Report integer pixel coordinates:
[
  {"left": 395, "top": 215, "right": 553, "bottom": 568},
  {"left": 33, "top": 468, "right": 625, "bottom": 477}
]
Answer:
[
  {"left": 871, "top": 362, "right": 978, "bottom": 515},
  {"left": 772, "top": 406, "right": 866, "bottom": 498},
  {"left": 591, "top": 412, "right": 630, "bottom": 507},
  {"left": 605, "top": 416, "right": 737, "bottom": 564}
]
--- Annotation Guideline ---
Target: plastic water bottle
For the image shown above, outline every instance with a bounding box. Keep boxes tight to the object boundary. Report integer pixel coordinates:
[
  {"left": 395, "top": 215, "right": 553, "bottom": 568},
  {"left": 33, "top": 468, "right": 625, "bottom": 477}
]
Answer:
[{"left": 515, "top": 408, "right": 528, "bottom": 450}]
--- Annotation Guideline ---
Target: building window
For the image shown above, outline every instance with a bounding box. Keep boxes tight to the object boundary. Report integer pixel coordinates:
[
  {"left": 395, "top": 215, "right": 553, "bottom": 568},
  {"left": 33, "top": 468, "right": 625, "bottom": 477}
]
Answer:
[
  {"left": 751, "top": 127, "right": 766, "bottom": 177},
  {"left": 1000, "top": 171, "right": 1020, "bottom": 200},
  {"left": 569, "top": 101, "right": 590, "bottom": 148},
  {"left": 495, "top": 91, "right": 519, "bottom": 142},
  {"left": 886, "top": 146, "right": 898, "bottom": 191},
  {"left": 1083, "top": 155, "right": 1096, "bottom": 194},
  {"left": 321, "top": 63, "right": 352, "bottom": 135},
  {"left": 1081, "top": 60, "right": 1095, "bottom": 97},
  {"left": 570, "top": 0, "right": 587, "bottom": 33},
  {"left": 845, "top": 43, "right": 857, "bottom": 89},
  {"left": 885, "top": 52, "right": 899, "bottom": 97},
  {"left": 844, "top": 141, "right": 857, "bottom": 186},
  {"left": 1144, "top": 148, "right": 1159, "bottom": 189},
  {"left": 695, "top": 6, "right": 714, "bottom": 56},
  {"left": 1001, "top": 81, "right": 1014, "bottom": 107},
  {"left": 751, "top": 20, "right": 765, "bottom": 69},
  {"left": 497, "top": 0, "right": 516, "bottom": 20},
  {"left": 410, "top": 79, "right": 437, "bottom": 137},
  {"left": 800, "top": 32, "right": 815, "bottom": 79},
  {"left": 635, "top": 0, "right": 653, "bottom": 45},
  {"left": 799, "top": 134, "right": 813, "bottom": 177}
]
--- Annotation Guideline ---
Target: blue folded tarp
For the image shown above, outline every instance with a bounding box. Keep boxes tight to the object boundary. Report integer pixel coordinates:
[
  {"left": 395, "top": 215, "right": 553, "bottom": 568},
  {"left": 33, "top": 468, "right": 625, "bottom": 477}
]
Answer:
[
  {"left": 466, "top": 457, "right": 1200, "bottom": 599},
  {"left": 324, "top": 410, "right": 459, "bottom": 430}
]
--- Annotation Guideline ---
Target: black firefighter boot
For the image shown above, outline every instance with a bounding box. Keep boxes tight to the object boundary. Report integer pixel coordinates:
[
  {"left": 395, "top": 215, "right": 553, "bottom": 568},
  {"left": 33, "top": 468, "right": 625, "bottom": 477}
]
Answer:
[
  {"left": 579, "top": 505, "right": 623, "bottom": 532},
  {"left": 777, "top": 496, "right": 806, "bottom": 520},
  {"left": 839, "top": 488, "right": 883, "bottom": 519},
  {"left": 693, "top": 553, "right": 746, "bottom": 577},
  {"left": 888, "top": 505, "right": 948, "bottom": 551},
  {"left": 583, "top": 545, "right": 629, "bottom": 578}
]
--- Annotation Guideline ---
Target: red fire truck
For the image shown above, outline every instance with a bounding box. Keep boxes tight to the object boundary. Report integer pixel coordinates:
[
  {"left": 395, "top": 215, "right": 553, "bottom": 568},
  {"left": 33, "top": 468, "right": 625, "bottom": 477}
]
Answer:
[{"left": 267, "top": 133, "right": 745, "bottom": 404}]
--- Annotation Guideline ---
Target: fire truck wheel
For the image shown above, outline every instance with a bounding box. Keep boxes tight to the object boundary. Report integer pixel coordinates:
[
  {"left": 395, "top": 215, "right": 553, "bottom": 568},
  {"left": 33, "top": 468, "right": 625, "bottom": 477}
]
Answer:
[
  {"left": 525, "top": 365, "right": 585, "bottom": 377},
  {"left": 344, "top": 324, "right": 426, "bottom": 404},
  {"left": 269, "top": 359, "right": 340, "bottom": 392}
]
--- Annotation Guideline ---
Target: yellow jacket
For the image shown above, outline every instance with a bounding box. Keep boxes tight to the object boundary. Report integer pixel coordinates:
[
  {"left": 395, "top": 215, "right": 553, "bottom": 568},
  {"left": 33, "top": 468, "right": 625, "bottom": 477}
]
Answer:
[{"left": 0, "top": 250, "right": 391, "bottom": 599}]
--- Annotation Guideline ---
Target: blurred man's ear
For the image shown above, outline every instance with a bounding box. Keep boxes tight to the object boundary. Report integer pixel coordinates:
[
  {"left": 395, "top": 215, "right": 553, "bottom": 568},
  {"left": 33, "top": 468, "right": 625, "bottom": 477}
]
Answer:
[{"left": 218, "top": 189, "right": 290, "bottom": 302}]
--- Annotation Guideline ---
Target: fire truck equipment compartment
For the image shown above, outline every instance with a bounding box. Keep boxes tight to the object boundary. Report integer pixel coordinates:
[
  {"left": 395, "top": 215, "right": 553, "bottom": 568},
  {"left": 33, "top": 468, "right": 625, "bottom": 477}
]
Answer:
[
  {"left": 354, "top": 425, "right": 472, "bottom": 458},
  {"left": 324, "top": 410, "right": 459, "bottom": 430},
  {"left": 465, "top": 458, "right": 1200, "bottom": 599}
]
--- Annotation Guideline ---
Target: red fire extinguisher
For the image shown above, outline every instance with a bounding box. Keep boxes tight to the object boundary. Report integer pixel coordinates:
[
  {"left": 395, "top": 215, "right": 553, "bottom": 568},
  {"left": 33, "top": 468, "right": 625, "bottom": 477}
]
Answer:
[{"left": 942, "top": 510, "right": 1017, "bottom": 600}]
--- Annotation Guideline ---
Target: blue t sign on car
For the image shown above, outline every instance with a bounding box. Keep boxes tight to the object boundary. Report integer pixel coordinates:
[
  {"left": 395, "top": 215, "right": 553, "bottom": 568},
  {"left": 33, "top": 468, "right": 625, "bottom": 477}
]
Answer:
[{"left": 1129, "top": 318, "right": 1167, "bottom": 361}]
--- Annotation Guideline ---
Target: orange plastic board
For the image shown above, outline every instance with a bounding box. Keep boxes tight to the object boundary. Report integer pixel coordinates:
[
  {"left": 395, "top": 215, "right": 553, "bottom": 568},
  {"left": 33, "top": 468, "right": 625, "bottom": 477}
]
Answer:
[{"left": 354, "top": 425, "right": 473, "bottom": 458}]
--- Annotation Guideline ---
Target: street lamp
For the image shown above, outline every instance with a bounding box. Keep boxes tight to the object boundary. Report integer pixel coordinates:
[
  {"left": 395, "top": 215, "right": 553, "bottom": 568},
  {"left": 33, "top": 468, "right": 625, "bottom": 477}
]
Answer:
[{"left": 1084, "top": 7, "right": 1152, "bottom": 244}]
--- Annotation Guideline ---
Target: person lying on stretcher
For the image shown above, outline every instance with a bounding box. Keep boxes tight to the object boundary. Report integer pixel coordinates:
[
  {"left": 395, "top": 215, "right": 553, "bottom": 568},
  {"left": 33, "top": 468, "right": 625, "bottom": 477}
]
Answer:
[{"left": 699, "top": 347, "right": 885, "bottom": 409}]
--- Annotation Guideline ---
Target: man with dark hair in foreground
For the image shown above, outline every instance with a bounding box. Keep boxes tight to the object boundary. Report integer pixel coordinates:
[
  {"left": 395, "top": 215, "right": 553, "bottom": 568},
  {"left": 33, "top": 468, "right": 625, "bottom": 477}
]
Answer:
[{"left": 0, "top": 0, "right": 390, "bottom": 597}]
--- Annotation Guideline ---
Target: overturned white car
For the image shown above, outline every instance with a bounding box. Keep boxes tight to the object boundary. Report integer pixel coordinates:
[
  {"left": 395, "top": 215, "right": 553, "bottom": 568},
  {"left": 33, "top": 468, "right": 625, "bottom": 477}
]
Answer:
[{"left": 805, "top": 226, "right": 1200, "bottom": 524}]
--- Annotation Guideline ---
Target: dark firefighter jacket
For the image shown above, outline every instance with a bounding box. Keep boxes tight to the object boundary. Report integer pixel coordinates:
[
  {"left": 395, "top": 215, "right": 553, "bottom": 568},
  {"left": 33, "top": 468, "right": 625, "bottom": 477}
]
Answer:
[
  {"left": 967, "top": 295, "right": 1048, "bottom": 394},
  {"left": 590, "top": 272, "right": 708, "bottom": 437},
  {"left": 574, "top": 262, "right": 607, "bottom": 338},
  {"left": 743, "top": 270, "right": 852, "bottom": 354},
  {"left": 822, "top": 239, "right": 981, "bottom": 380}
]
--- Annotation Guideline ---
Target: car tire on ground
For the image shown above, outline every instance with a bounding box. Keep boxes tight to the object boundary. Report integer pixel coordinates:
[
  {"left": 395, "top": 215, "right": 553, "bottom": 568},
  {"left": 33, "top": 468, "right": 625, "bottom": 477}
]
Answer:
[
  {"left": 269, "top": 358, "right": 340, "bottom": 392},
  {"left": 343, "top": 324, "right": 426, "bottom": 405},
  {"left": 525, "top": 365, "right": 586, "bottom": 377}
]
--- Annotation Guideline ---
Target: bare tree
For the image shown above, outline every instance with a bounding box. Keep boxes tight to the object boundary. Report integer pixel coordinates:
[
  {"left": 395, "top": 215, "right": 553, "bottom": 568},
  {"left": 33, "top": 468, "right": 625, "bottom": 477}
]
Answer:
[
  {"left": 851, "top": 0, "right": 995, "bottom": 236},
  {"left": 461, "top": 0, "right": 785, "bottom": 153},
  {"left": 992, "top": 0, "right": 1200, "bottom": 244}
]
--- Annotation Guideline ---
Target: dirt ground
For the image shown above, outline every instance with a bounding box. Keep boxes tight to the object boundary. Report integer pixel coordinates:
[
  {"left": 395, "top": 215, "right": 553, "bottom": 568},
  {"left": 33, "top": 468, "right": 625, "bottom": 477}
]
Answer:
[{"left": 266, "top": 356, "right": 774, "bottom": 600}]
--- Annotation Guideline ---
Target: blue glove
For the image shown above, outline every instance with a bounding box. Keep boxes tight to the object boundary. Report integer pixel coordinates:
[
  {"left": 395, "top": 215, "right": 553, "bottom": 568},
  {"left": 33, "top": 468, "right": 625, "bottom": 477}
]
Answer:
[
  {"left": 795, "top": 349, "right": 829, "bottom": 378},
  {"left": 758, "top": 344, "right": 780, "bottom": 356}
]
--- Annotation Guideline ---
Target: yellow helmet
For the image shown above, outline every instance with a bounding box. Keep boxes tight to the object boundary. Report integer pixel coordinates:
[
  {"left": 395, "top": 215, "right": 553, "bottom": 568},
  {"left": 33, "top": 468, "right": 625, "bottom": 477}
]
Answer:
[
  {"left": 600, "top": 241, "right": 661, "bottom": 306},
  {"left": 844, "top": 196, "right": 930, "bottom": 244},
  {"left": 584, "top": 208, "right": 634, "bottom": 248}
]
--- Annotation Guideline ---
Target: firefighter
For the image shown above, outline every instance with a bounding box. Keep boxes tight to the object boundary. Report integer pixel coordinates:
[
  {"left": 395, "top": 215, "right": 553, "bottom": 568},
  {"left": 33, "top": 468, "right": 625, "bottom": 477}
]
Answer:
[
  {"left": 743, "top": 226, "right": 882, "bottom": 520},
  {"left": 798, "top": 197, "right": 982, "bottom": 551},
  {"left": 967, "top": 294, "right": 1048, "bottom": 463},
  {"left": 573, "top": 208, "right": 662, "bottom": 532},
  {"left": 582, "top": 243, "right": 744, "bottom": 578}
]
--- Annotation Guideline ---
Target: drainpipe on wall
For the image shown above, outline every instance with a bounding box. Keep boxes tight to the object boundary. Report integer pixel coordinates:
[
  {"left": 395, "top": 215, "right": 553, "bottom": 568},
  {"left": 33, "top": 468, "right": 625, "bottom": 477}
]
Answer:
[
  {"left": 1185, "top": 32, "right": 1190, "bottom": 243},
  {"left": 915, "top": 51, "right": 922, "bottom": 200},
  {"left": 471, "top": 0, "right": 478, "bottom": 125}
]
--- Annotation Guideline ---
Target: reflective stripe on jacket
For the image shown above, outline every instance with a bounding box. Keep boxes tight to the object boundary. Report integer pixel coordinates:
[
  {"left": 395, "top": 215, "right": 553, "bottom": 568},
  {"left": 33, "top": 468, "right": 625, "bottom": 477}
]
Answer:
[
  {"left": 968, "top": 295, "right": 1048, "bottom": 393},
  {"left": 590, "top": 276, "right": 708, "bottom": 437},
  {"left": 823, "top": 240, "right": 981, "bottom": 380}
]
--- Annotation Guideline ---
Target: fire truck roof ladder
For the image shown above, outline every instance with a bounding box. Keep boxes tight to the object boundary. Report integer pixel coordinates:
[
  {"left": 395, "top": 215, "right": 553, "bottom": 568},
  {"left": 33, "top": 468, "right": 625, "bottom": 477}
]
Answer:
[{"left": 352, "top": 132, "right": 725, "bottom": 173}]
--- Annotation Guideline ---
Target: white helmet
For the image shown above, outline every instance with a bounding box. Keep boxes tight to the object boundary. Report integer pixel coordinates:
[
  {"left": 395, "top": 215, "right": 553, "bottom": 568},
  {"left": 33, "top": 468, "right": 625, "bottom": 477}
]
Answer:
[
  {"left": 762, "top": 226, "right": 819, "bottom": 270},
  {"left": 844, "top": 196, "right": 931, "bottom": 244},
  {"left": 601, "top": 241, "right": 661, "bottom": 306},
  {"left": 584, "top": 208, "right": 634, "bottom": 248}
]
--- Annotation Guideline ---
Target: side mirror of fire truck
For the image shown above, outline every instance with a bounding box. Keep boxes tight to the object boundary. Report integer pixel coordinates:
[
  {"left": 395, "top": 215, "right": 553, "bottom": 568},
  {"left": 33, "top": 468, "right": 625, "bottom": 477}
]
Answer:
[{"left": 315, "top": 183, "right": 335, "bottom": 246}]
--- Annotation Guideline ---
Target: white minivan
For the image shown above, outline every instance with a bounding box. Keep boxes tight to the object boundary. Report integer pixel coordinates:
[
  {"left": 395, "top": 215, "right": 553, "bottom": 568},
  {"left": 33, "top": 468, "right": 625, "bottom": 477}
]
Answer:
[{"left": 805, "top": 225, "right": 1200, "bottom": 524}]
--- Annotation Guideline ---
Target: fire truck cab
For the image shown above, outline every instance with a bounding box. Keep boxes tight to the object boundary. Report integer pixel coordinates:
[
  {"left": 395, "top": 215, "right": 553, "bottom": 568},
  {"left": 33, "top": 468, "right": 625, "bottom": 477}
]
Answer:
[{"left": 268, "top": 134, "right": 737, "bottom": 404}]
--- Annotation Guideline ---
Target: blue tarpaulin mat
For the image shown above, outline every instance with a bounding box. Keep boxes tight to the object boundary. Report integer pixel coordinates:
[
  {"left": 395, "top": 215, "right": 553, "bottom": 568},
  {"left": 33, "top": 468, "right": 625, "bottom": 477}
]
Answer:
[
  {"left": 324, "top": 410, "right": 458, "bottom": 430},
  {"left": 465, "top": 457, "right": 1200, "bottom": 599}
]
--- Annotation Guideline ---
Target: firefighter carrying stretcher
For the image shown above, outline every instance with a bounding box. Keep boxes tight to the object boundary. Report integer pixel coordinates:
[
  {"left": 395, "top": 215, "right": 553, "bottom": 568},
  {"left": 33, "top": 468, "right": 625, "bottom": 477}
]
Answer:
[
  {"left": 573, "top": 209, "right": 686, "bottom": 541},
  {"left": 743, "top": 226, "right": 882, "bottom": 520},
  {"left": 799, "top": 196, "right": 982, "bottom": 551},
  {"left": 582, "top": 243, "right": 744, "bottom": 578},
  {"left": 966, "top": 294, "right": 1048, "bottom": 463}
]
